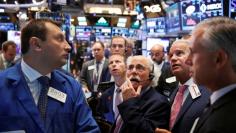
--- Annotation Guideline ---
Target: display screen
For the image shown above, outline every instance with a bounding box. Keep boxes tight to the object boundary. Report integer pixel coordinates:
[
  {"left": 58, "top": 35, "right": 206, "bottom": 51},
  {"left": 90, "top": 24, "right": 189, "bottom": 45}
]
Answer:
[
  {"left": 146, "top": 17, "right": 166, "bottom": 35},
  {"left": 0, "top": 23, "right": 15, "bottom": 31},
  {"left": 181, "top": 0, "right": 201, "bottom": 31},
  {"left": 112, "top": 27, "right": 129, "bottom": 37},
  {"left": 230, "top": 0, "right": 236, "bottom": 19},
  {"left": 75, "top": 26, "right": 92, "bottom": 40},
  {"left": 129, "top": 28, "right": 137, "bottom": 37},
  {"left": 200, "top": 0, "right": 223, "bottom": 20},
  {"left": 165, "top": 3, "right": 181, "bottom": 33},
  {"left": 93, "top": 26, "right": 111, "bottom": 39},
  {"left": 180, "top": 0, "right": 223, "bottom": 31}
]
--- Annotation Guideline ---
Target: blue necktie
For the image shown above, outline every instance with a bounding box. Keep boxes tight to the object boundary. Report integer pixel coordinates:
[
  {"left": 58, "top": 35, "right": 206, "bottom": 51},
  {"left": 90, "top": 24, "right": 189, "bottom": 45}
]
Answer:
[{"left": 38, "top": 76, "right": 50, "bottom": 122}]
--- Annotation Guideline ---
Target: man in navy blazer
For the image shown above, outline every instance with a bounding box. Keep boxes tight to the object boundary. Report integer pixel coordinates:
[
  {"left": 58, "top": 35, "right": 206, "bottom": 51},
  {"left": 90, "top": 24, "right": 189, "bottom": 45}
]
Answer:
[
  {"left": 116, "top": 55, "right": 170, "bottom": 133},
  {"left": 80, "top": 41, "right": 111, "bottom": 93},
  {"left": 155, "top": 39, "right": 210, "bottom": 133},
  {"left": 187, "top": 17, "right": 236, "bottom": 133},
  {"left": 97, "top": 54, "right": 127, "bottom": 124},
  {"left": 0, "top": 19, "right": 99, "bottom": 133}
]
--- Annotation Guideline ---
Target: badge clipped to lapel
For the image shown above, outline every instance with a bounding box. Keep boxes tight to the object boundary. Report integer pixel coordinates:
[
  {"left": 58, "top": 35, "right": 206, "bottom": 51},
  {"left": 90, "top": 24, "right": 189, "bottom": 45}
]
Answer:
[
  {"left": 166, "top": 76, "right": 177, "bottom": 83},
  {"left": 47, "top": 87, "right": 67, "bottom": 103},
  {"left": 88, "top": 65, "right": 95, "bottom": 70},
  {"left": 189, "top": 84, "right": 201, "bottom": 99}
]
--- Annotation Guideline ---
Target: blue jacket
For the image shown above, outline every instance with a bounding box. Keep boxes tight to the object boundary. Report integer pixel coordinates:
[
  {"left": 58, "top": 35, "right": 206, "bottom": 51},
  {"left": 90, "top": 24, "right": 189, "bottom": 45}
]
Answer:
[{"left": 0, "top": 63, "right": 100, "bottom": 133}]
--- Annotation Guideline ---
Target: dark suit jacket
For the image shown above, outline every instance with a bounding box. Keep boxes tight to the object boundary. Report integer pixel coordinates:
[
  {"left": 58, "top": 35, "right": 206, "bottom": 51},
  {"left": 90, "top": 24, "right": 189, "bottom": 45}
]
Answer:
[
  {"left": 156, "top": 62, "right": 178, "bottom": 97},
  {"left": 0, "top": 63, "right": 99, "bottom": 133},
  {"left": 80, "top": 58, "right": 111, "bottom": 92},
  {"left": 170, "top": 85, "right": 211, "bottom": 133},
  {"left": 97, "top": 84, "right": 116, "bottom": 124},
  {"left": 193, "top": 88, "right": 236, "bottom": 133},
  {"left": 118, "top": 87, "right": 170, "bottom": 133}
]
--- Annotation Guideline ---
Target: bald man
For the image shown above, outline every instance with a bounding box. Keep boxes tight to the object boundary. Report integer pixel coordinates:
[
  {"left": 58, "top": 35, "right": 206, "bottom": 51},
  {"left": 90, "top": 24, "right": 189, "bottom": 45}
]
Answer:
[{"left": 150, "top": 44, "right": 178, "bottom": 97}]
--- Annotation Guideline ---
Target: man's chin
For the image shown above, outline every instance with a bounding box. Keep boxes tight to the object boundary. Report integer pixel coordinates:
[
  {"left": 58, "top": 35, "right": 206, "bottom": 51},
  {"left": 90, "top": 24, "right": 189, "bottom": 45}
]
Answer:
[{"left": 131, "top": 81, "right": 140, "bottom": 89}]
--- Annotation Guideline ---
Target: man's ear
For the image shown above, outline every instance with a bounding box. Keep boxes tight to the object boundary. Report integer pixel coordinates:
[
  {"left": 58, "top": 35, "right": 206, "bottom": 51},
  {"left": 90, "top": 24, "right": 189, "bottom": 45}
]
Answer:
[
  {"left": 29, "top": 37, "right": 41, "bottom": 51},
  {"left": 215, "top": 49, "right": 228, "bottom": 69}
]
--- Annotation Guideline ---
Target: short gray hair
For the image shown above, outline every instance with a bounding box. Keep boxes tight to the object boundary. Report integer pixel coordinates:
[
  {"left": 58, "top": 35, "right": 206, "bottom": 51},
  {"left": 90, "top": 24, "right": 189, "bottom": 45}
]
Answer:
[{"left": 192, "top": 17, "right": 236, "bottom": 72}]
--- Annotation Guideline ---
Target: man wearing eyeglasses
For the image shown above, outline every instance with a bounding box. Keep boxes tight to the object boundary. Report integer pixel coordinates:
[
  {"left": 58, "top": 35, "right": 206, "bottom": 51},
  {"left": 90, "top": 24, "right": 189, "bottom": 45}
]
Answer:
[
  {"left": 150, "top": 44, "right": 178, "bottom": 98},
  {"left": 112, "top": 55, "right": 170, "bottom": 133}
]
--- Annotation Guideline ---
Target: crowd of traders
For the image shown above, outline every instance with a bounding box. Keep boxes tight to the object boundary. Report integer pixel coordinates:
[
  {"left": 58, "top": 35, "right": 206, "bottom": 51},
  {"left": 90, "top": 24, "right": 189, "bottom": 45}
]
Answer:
[{"left": 0, "top": 16, "right": 236, "bottom": 133}]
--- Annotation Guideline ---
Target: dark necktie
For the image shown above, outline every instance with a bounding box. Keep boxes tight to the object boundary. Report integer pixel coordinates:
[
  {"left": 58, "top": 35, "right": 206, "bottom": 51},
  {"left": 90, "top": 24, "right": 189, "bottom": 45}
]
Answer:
[
  {"left": 93, "top": 61, "right": 100, "bottom": 85},
  {"left": 114, "top": 88, "right": 123, "bottom": 133},
  {"left": 169, "top": 85, "right": 187, "bottom": 129},
  {"left": 96, "top": 61, "right": 100, "bottom": 73},
  {"left": 38, "top": 76, "right": 50, "bottom": 122}
]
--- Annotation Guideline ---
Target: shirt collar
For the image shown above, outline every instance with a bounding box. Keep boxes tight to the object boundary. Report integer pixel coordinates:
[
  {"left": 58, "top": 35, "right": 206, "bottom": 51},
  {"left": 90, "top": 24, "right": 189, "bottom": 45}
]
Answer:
[
  {"left": 95, "top": 57, "right": 105, "bottom": 64},
  {"left": 210, "top": 83, "right": 236, "bottom": 105},
  {"left": 179, "top": 78, "right": 194, "bottom": 86},
  {"left": 156, "top": 61, "right": 164, "bottom": 69},
  {"left": 21, "top": 59, "right": 51, "bottom": 82}
]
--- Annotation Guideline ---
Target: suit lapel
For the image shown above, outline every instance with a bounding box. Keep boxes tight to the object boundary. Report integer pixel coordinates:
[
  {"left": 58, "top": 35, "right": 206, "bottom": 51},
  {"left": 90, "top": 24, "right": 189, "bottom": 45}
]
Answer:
[
  {"left": 194, "top": 88, "right": 236, "bottom": 132},
  {"left": 11, "top": 64, "right": 45, "bottom": 132},
  {"left": 100, "top": 59, "right": 109, "bottom": 82},
  {"left": 110, "top": 85, "right": 115, "bottom": 119},
  {"left": 174, "top": 93, "right": 194, "bottom": 127}
]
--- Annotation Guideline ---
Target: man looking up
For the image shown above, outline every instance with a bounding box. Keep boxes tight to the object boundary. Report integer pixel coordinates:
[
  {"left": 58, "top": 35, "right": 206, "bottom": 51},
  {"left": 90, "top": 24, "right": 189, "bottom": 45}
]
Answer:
[
  {"left": 112, "top": 55, "right": 170, "bottom": 133},
  {"left": 155, "top": 39, "right": 210, "bottom": 133}
]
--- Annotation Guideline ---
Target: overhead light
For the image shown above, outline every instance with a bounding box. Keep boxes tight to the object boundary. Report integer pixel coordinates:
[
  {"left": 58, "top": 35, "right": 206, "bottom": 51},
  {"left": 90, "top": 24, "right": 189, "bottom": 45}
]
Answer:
[
  {"left": 89, "top": 7, "right": 122, "bottom": 14},
  {"left": 0, "top": 0, "right": 46, "bottom": 8},
  {"left": 84, "top": 4, "right": 124, "bottom": 15}
]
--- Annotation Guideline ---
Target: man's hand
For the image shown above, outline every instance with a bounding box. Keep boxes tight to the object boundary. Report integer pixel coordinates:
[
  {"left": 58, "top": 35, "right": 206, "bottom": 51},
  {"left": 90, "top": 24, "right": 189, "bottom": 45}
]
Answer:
[
  {"left": 121, "top": 78, "right": 142, "bottom": 101},
  {"left": 155, "top": 128, "right": 171, "bottom": 133}
]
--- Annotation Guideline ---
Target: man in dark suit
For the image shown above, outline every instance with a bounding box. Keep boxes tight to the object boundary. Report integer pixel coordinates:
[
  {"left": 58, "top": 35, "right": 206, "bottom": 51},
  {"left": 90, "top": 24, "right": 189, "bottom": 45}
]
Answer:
[
  {"left": 0, "top": 19, "right": 99, "bottom": 132},
  {"left": 97, "top": 54, "right": 127, "bottom": 124},
  {"left": 155, "top": 39, "right": 210, "bottom": 133},
  {"left": 187, "top": 17, "right": 236, "bottom": 133},
  {"left": 150, "top": 44, "right": 178, "bottom": 97},
  {"left": 113, "top": 55, "right": 170, "bottom": 133},
  {"left": 0, "top": 40, "right": 17, "bottom": 70},
  {"left": 80, "top": 41, "right": 111, "bottom": 93}
]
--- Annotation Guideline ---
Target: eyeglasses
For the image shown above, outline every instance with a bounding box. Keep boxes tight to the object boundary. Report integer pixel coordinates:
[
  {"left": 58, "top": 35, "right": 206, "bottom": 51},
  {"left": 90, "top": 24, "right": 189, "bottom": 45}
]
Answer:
[
  {"left": 127, "top": 64, "right": 146, "bottom": 72},
  {"left": 150, "top": 52, "right": 163, "bottom": 57}
]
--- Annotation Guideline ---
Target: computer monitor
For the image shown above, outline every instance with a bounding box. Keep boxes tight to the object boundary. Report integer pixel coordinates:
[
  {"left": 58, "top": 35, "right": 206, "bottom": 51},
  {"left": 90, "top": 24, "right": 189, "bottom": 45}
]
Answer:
[
  {"left": 180, "top": 0, "right": 201, "bottom": 31},
  {"left": 230, "top": 0, "right": 236, "bottom": 19},
  {"left": 165, "top": 3, "right": 181, "bottom": 34}
]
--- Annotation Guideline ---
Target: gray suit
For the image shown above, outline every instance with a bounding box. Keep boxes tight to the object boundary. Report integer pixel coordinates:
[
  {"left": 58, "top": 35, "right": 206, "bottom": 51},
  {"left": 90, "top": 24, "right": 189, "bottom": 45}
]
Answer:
[
  {"left": 0, "top": 54, "right": 5, "bottom": 70},
  {"left": 80, "top": 58, "right": 111, "bottom": 92}
]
